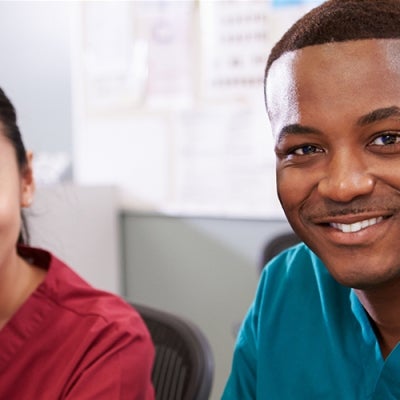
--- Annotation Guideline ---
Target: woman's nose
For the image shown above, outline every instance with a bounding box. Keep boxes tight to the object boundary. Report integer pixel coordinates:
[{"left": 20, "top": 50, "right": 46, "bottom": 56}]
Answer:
[{"left": 317, "top": 150, "right": 375, "bottom": 202}]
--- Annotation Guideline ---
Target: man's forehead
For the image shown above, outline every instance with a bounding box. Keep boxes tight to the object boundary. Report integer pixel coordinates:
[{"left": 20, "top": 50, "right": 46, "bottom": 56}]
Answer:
[
  {"left": 265, "top": 38, "right": 400, "bottom": 139},
  {"left": 266, "top": 38, "right": 400, "bottom": 113},
  {"left": 267, "top": 38, "right": 400, "bottom": 81}
]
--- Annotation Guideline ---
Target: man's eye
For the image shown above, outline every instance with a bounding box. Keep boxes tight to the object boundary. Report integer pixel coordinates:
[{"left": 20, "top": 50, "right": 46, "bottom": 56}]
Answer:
[
  {"left": 292, "top": 145, "right": 322, "bottom": 155},
  {"left": 371, "top": 133, "right": 400, "bottom": 146}
]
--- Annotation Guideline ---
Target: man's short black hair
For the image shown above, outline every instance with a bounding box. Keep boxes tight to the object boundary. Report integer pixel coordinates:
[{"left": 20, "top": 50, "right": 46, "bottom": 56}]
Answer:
[{"left": 265, "top": 0, "right": 400, "bottom": 77}]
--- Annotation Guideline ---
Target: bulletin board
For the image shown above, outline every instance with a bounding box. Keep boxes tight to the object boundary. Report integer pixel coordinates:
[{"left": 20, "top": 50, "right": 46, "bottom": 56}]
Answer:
[{"left": 72, "top": 0, "right": 322, "bottom": 219}]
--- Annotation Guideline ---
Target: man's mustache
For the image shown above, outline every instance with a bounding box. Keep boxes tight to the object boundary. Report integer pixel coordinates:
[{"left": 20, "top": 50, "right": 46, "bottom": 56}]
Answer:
[{"left": 301, "top": 198, "right": 399, "bottom": 219}]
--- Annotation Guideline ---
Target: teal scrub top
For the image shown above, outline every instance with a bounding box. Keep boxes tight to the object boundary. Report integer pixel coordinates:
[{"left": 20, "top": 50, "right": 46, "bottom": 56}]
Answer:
[{"left": 222, "top": 243, "right": 400, "bottom": 399}]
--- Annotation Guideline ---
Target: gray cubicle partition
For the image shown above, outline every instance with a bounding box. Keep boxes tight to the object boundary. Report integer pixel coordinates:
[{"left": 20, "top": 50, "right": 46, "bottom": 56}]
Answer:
[
  {"left": 120, "top": 212, "right": 290, "bottom": 400},
  {"left": 29, "top": 184, "right": 121, "bottom": 295}
]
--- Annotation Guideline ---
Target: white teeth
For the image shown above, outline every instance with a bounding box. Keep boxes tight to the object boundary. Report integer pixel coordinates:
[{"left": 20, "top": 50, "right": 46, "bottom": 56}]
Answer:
[{"left": 330, "top": 217, "right": 383, "bottom": 233}]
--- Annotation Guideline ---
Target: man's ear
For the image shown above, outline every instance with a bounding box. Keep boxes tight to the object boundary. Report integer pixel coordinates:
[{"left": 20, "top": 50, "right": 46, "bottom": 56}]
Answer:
[{"left": 21, "top": 151, "right": 35, "bottom": 208}]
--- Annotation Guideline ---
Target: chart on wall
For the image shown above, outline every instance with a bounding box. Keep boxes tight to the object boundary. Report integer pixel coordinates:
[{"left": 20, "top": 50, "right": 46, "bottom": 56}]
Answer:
[{"left": 72, "top": 0, "right": 320, "bottom": 219}]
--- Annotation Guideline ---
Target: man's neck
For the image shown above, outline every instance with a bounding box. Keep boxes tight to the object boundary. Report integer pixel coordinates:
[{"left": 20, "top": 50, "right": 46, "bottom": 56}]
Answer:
[{"left": 355, "top": 284, "right": 400, "bottom": 359}]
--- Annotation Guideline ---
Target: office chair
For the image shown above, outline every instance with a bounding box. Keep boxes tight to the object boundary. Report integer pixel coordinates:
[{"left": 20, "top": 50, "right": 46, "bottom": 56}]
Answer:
[
  {"left": 132, "top": 303, "right": 214, "bottom": 400},
  {"left": 259, "top": 231, "right": 301, "bottom": 274}
]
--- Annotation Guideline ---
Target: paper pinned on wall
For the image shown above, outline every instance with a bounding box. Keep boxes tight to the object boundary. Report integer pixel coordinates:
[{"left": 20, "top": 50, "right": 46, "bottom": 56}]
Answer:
[
  {"left": 135, "top": 0, "right": 196, "bottom": 108},
  {"left": 167, "top": 106, "right": 283, "bottom": 218},
  {"left": 199, "top": 0, "right": 271, "bottom": 101},
  {"left": 79, "top": 1, "right": 196, "bottom": 113},
  {"left": 34, "top": 152, "right": 72, "bottom": 185},
  {"left": 272, "top": 0, "right": 323, "bottom": 8},
  {"left": 81, "top": 1, "right": 147, "bottom": 112}
]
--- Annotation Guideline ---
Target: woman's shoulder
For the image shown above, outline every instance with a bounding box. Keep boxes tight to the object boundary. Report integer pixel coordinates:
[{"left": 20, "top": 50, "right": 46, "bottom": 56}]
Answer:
[{"left": 21, "top": 246, "right": 145, "bottom": 334}]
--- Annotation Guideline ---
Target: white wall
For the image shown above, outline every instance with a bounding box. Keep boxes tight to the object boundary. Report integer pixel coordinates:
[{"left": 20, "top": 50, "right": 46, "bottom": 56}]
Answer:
[{"left": 0, "top": 1, "right": 73, "bottom": 159}]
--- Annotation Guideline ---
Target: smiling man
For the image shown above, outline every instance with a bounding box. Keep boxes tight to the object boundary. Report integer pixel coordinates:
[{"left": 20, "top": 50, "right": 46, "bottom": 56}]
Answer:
[{"left": 222, "top": 1, "right": 400, "bottom": 399}]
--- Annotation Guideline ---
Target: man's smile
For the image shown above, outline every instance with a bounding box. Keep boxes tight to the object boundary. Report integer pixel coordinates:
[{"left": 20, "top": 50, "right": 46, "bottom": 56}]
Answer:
[
  {"left": 303, "top": 209, "right": 396, "bottom": 246},
  {"left": 330, "top": 217, "right": 384, "bottom": 233}
]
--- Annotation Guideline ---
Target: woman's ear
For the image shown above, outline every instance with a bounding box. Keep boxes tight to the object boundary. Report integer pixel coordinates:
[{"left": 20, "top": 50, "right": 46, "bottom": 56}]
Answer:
[{"left": 21, "top": 151, "right": 35, "bottom": 208}]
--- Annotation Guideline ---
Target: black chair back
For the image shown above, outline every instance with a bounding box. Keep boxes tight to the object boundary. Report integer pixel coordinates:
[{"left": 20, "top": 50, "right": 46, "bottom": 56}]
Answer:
[
  {"left": 259, "top": 231, "right": 301, "bottom": 273},
  {"left": 132, "top": 303, "right": 214, "bottom": 400}
]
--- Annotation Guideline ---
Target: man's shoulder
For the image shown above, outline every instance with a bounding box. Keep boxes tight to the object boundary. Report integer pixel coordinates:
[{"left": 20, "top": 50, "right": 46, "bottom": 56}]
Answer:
[
  {"left": 263, "top": 242, "right": 325, "bottom": 280},
  {"left": 258, "top": 242, "right": 344, "bottom": 306}
]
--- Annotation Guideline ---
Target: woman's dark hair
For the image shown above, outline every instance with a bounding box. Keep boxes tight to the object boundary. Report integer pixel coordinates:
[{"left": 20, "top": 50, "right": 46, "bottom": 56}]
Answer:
[
  {"left": 265, "top": 0, "right": 400, "bottom": 94},
  {"left": 0, "top": 88, "right": 30, "bottom": 245}
]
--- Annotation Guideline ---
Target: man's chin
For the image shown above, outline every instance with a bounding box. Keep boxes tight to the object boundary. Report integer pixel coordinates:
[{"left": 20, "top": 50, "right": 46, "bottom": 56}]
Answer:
[{"left": 324, "top": 264, "right": 397, "bottom": 290}]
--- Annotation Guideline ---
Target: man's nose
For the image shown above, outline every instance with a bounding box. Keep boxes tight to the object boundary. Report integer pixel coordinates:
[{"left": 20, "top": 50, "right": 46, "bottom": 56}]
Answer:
[{"left": 317, "top": 150, "right": 375, "bottom": 202}]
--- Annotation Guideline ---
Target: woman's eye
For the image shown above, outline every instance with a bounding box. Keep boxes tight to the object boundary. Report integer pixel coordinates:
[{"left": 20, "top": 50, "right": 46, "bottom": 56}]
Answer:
[
  {"left": 292, "top": 145, "right": 322, "bottom": 155},
  {"left": 371, "top": 133, "right": 400, "bottom": 146}
]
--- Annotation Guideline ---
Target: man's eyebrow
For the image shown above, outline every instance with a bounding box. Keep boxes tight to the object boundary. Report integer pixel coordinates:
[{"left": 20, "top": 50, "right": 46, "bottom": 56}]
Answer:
[
  {"left": 277, "top": 124, "right": 321, "bottom": 143},
  {"left": 357, "top": 106, "right": 400, "bottom": 126},
  {"left": 277, "top": 107, "right": 400, "bottom": 142}
]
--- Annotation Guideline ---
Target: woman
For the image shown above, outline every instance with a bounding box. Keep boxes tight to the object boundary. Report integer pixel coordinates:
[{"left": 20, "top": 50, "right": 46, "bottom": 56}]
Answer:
[{"left": 0, "top": 88, "right": 155, "bottom": 399}]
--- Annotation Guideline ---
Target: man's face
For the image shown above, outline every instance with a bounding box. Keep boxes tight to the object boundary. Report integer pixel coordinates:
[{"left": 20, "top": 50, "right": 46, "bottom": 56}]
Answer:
[{"left": 266, "top": 39, "right": 400, "bottom": 289}]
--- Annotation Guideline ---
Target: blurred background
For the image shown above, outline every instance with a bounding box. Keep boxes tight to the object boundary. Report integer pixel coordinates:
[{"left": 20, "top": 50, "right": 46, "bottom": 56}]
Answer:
[{"left": 0, "top": 1, "right": 322, "bottom": 398}]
